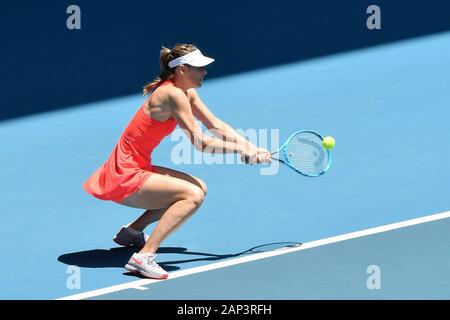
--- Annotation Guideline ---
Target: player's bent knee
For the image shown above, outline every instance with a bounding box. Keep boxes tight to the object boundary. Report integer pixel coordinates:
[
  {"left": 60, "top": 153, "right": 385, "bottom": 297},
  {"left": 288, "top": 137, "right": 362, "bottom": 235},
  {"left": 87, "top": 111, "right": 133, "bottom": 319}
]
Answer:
[
  {"left": 200, "top": 181, "right": 208, "bottom": 196},
  {"left": 186, "top": 187, "right": 205, "bottom": 207},
  {"left": 192, "top": 176, "right": 207, "bottom": 196}
]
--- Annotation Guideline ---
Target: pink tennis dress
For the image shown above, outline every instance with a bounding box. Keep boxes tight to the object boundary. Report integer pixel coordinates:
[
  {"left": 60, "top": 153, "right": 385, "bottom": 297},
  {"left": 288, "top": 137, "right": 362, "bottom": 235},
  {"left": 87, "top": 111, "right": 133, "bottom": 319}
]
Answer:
[{"left": 83, "top": 81, "right": 178, "bottom": 203}]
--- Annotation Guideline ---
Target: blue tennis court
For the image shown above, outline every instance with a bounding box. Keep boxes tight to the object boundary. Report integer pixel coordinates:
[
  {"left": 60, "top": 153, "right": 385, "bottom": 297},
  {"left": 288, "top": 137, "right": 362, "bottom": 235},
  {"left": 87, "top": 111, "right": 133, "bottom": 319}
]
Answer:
[{"left": 1, "top": 3, "right": 450, "bottom": 301}]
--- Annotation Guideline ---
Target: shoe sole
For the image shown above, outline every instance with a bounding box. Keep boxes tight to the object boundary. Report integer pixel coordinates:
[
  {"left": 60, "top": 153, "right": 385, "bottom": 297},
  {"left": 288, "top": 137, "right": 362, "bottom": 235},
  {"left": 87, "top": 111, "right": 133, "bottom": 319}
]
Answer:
[{"left": 125, "top": 264, "right": 169, "bottom": 280}]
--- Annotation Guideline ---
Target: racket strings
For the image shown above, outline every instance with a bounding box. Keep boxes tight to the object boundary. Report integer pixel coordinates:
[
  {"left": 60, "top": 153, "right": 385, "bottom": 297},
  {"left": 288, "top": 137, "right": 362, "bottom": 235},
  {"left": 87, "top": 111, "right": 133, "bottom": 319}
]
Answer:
[{"left": 284, "top": 132, "right": 329, "bottom": 176}]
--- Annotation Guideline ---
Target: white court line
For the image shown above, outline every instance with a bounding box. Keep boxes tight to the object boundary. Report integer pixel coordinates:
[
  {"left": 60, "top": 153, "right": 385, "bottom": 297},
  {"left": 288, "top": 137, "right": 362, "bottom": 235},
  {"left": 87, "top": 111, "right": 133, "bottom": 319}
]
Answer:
[{"left": 57, "top": 210, "right": 450, "bottom": 300}]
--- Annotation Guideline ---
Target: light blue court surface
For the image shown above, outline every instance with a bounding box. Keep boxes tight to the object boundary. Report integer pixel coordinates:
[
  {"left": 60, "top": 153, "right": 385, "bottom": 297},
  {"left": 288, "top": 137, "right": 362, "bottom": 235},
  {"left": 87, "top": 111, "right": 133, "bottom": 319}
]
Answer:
[
  {"left": 89, "top": 215, "right": 450, "bottom": 300},
  {"left": 1, "top": 32, "right": 450, "bottom": 299}
]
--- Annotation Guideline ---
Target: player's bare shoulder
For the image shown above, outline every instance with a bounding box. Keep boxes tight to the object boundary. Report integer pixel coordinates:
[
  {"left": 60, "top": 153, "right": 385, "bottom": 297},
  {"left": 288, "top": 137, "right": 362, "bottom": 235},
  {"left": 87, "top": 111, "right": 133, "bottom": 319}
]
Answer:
[
  {"left": 149, "top": 84, "right": 182, "bottom": 103},
  {"left": 164, "top": 86, "right": 191, "bottom": 110},
  {"left": 146, "top": 84, "right": 186, "bottom": 120}
]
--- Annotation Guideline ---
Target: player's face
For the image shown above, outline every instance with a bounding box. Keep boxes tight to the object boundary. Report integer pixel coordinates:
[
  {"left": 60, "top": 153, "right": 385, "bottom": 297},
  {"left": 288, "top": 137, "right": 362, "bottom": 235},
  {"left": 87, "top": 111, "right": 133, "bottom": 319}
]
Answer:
[{"left": 185, "top": 65, "right": 207, "bottom": 87}]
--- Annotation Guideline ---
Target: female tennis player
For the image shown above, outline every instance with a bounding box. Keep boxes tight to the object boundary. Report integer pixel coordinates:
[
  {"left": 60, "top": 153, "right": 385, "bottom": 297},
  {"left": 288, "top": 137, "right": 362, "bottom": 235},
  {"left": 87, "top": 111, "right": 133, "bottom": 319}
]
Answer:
[{"left": 83, "top": 43, "right": 271, "bottom": 279}]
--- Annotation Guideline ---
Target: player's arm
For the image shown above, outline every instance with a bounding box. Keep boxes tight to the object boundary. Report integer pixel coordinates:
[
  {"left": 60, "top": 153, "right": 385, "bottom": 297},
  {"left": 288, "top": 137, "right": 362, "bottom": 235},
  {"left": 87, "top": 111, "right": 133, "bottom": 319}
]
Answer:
[
  {"left": 169, "top": 89, "right": 243, "bottom": 154},
  {"left": 187, "top": 88, "right": 261, "bottom": 153}
]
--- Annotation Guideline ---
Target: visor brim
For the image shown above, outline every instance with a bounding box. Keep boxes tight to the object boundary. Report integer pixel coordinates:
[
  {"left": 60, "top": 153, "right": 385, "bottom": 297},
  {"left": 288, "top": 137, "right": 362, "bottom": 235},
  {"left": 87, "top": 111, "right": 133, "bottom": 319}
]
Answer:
[{"left": 187, "top": 56, "right": 215, "bottom": 67}]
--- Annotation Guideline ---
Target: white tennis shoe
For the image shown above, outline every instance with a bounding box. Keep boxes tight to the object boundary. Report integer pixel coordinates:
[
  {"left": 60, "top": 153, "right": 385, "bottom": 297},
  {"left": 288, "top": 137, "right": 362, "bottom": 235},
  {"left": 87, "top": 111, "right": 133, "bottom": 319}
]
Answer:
[{"left": 125, "top": 253, "right": 169, "bottom": 279}]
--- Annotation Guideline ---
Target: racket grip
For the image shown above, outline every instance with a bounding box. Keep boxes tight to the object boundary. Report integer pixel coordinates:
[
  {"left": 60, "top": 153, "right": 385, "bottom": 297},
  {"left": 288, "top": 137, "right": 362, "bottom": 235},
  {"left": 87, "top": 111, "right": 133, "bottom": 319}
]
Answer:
[
  {"left": 242, "top": 154, "right": 258, "bottom": 164},
  {"left": 270, "top": 151, "right": 280, "bottom": 161}
]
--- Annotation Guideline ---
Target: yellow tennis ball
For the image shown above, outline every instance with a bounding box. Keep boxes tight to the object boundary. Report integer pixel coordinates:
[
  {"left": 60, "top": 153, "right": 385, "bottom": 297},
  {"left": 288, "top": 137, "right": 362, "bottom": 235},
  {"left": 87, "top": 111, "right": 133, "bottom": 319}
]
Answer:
[{"left": 322, "top": 136, "right": 335, "bottom": 150}]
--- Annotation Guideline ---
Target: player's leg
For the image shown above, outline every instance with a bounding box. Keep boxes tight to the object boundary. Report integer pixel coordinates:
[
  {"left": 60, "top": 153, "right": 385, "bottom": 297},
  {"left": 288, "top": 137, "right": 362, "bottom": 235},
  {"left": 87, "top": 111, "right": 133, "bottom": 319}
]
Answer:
[
  {"left": 125, "top": 166, "right": 207, "bottom": 231},
  {"left": 121, "top": 172, "right": 205, "bottom": 253},
  {"left": 119, "top": 172, "right": 206, "bottom": 279}
]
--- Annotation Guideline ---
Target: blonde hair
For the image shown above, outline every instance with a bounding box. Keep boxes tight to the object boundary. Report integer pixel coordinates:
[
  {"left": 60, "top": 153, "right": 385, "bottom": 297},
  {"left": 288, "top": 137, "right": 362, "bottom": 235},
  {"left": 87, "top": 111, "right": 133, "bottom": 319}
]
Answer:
[{"left": 143, "top": 43, "right": 198, "bottom": 95}]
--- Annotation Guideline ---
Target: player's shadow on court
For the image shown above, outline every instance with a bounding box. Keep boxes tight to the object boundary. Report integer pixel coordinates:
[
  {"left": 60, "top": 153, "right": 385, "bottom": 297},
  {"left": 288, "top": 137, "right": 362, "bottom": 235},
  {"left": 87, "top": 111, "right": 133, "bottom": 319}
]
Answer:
[
  {"left": 58, "top": 242, "right": 301, "bottom": 276},
  {"left": 58, "top": 247, "right": 179, "bottom": 272}
]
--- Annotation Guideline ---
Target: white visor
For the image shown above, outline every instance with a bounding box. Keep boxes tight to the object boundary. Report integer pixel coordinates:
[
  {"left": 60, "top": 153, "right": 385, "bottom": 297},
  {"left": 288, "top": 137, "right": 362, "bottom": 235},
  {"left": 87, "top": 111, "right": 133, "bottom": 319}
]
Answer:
[{"left": 168, "top": 49, "right": 215, "bottom": 69}]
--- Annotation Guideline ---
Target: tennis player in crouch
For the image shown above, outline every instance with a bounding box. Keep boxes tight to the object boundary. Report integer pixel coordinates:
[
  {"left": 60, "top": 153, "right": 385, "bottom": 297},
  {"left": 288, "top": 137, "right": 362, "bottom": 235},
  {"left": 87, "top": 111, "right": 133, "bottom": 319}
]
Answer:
[{"left": 83, "top": 43, "right": 271, "bottom": 279}]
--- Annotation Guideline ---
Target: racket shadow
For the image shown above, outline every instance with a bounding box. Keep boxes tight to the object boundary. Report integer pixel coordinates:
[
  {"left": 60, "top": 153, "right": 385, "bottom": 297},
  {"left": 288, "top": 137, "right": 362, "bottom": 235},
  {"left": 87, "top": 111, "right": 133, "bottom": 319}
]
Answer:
[{"left": 158, "top": 241, "right": 303, "bottom": 266}]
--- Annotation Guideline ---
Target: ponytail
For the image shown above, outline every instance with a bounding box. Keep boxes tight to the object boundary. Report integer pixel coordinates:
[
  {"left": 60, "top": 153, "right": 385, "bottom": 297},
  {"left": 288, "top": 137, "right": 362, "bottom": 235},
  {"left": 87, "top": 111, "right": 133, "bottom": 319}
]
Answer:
[
  {"left": 143, "top": 47, "right": 173, "bottom": 95},
  {"left": 143, "top": 44, "right": 199, "bottom": 95}
]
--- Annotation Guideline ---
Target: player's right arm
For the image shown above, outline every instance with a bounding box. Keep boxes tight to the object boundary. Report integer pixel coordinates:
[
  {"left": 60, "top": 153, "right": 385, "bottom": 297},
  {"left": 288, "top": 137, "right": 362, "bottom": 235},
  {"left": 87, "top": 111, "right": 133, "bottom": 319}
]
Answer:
[{"left": 168, "top": 89, "right": 244, "bottom": 155}]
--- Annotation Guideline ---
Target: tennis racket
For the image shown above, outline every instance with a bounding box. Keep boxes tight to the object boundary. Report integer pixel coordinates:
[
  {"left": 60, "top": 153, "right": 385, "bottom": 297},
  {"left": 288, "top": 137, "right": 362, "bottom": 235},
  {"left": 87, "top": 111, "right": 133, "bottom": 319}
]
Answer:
[{"left": 270, "top": 130, "right": 331, "bottom": 177}]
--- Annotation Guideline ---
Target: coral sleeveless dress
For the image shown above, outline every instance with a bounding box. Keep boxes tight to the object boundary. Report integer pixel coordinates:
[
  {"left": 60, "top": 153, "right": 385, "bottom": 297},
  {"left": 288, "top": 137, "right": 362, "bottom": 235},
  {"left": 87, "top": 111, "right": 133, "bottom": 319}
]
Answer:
[{"left": 83, "top": 81, "right": 178, "bottom": 203}]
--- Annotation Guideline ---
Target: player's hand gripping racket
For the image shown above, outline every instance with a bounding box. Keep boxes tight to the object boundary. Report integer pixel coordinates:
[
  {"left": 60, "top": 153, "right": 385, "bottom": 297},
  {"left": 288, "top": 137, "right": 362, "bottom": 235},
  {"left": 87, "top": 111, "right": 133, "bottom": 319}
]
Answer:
[{"left": 270, "top": 130, "right": 332, "bottom": 177}]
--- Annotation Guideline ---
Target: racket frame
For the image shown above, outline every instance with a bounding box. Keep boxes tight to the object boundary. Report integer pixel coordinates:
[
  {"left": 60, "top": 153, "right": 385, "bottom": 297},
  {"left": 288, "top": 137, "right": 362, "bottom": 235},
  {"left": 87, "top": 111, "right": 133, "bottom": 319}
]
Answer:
[{"left": 270, "top": 130, "right": 331, "bottom": 177}]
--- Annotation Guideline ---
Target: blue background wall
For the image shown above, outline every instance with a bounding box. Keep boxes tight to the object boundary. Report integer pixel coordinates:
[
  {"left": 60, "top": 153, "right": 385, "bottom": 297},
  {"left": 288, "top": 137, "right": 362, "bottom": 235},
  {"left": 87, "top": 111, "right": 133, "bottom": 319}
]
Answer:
[{"left": 1, "top": 0, "right": 450, "bottom": 121}]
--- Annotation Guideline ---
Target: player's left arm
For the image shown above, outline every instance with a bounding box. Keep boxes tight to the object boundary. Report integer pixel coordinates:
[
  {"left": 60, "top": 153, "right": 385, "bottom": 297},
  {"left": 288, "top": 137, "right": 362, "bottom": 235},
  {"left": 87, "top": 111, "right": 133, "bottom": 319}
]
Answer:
[{"left": 187, "top": 88, "right": 263, "bottom": 154}]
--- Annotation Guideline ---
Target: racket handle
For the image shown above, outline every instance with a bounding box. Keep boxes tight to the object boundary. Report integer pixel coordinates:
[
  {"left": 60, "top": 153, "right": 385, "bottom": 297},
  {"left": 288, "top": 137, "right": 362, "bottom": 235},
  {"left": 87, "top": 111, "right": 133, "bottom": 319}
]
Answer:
[
  {"left": 242, "top": 154, "right": 275, "bottom": 164},
  {"left": 270, "top": 151, "right": 280, "bottom": 161}
]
